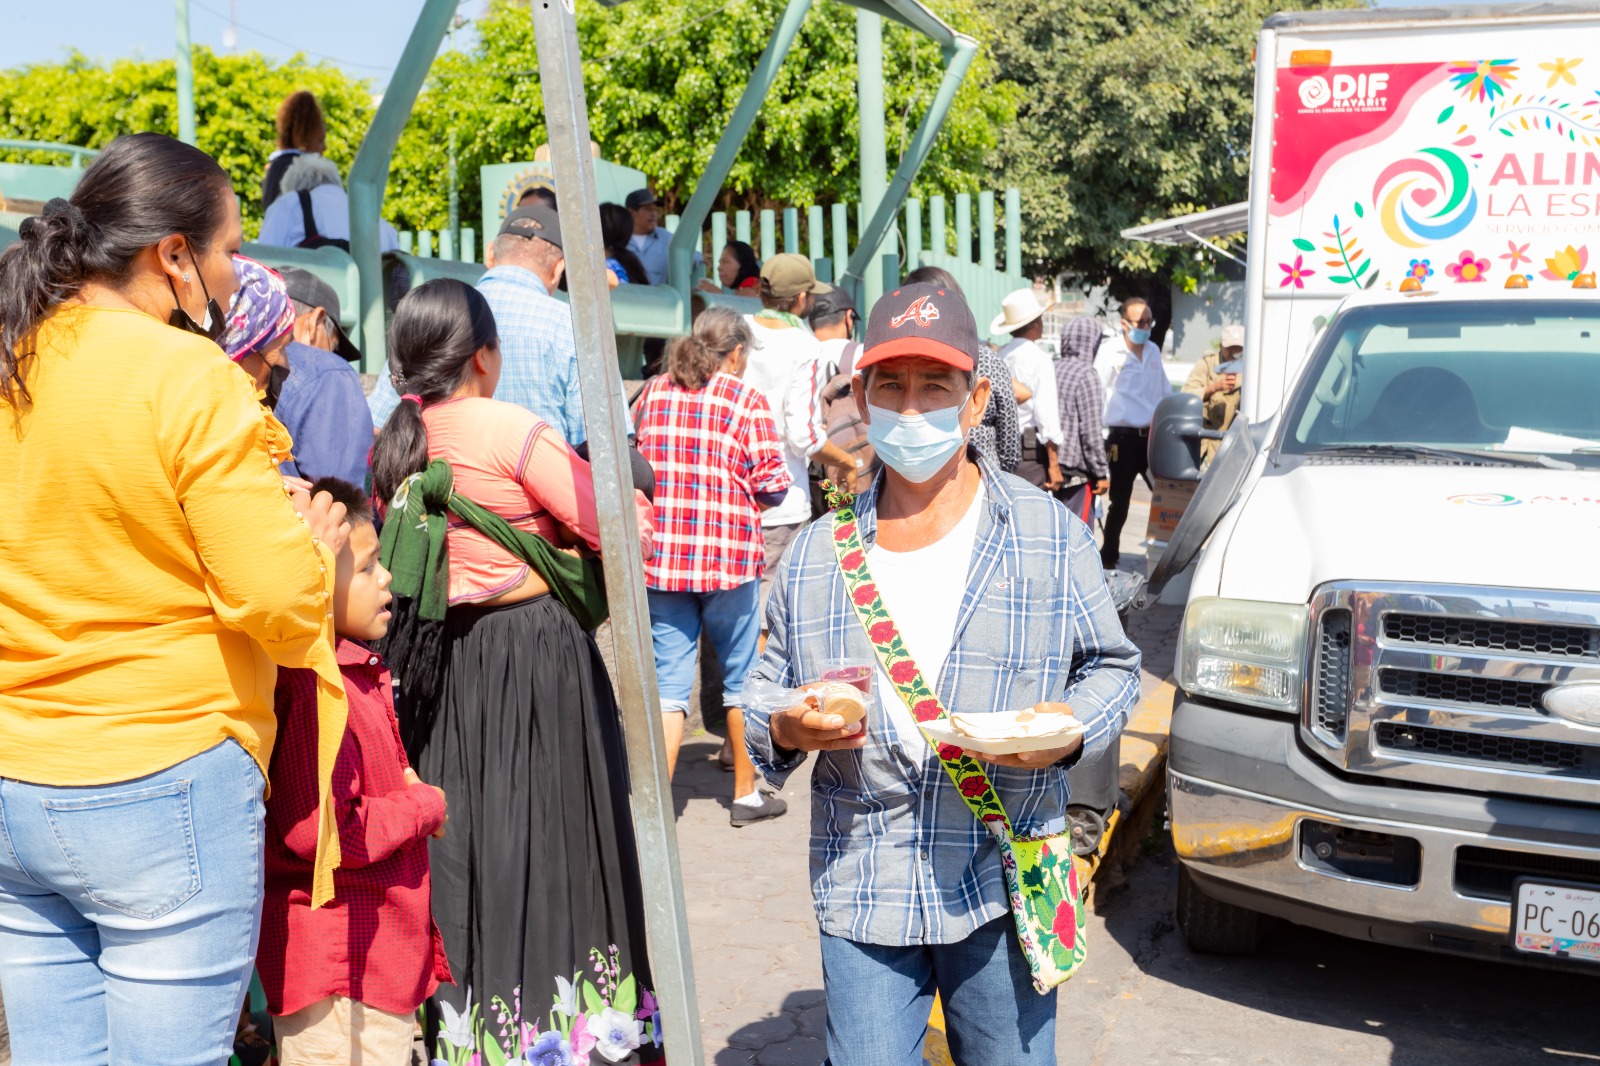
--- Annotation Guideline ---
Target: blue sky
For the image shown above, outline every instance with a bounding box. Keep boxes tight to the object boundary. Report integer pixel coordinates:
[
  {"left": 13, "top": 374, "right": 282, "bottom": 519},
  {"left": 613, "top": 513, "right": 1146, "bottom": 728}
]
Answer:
[
  {"left": 1, "top": 0, "right": 1497, "bottom": 86},
  {"left": 3, "top": 1, "right": 485, "bottom": 86}
]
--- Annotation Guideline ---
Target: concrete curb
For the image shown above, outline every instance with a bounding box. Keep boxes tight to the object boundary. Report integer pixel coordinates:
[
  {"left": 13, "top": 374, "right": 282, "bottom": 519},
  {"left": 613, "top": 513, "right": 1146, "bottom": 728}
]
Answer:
[{"left": 922, "top": 675, "right": 1175, "bottom": 1065}]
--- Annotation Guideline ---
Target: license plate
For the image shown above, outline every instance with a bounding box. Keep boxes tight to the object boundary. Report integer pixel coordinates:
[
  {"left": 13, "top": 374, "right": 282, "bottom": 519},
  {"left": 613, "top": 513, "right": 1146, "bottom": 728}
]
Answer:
[{"left": 1513, "top": 878, "right": 1600, "bottom": 962}]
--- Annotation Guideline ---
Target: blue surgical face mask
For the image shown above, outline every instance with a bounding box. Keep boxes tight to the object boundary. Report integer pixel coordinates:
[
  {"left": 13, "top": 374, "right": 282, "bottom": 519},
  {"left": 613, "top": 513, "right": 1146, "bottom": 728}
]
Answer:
[
  {"left": 867, "top": 400, "right": 968, "bottom": 483},
  {"left": 1127, "top": 326, "right": 1151, "bottom": 346}
]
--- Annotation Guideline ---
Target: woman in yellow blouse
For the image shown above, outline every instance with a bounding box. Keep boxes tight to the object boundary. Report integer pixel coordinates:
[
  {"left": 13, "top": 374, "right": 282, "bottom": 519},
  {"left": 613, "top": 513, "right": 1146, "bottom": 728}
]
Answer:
[{"left": 0, "top": 133, "right": 351, "bottom": 1063}]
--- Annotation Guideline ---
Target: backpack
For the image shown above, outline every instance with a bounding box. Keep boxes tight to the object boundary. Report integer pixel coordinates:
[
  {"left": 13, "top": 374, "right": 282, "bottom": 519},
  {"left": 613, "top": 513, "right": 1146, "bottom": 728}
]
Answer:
[
  {"left": 814, "top": 341, "right": 875, "bottom": 485},
  {"left": 296, "top": 190, "right": 351, "bottom": 253}
]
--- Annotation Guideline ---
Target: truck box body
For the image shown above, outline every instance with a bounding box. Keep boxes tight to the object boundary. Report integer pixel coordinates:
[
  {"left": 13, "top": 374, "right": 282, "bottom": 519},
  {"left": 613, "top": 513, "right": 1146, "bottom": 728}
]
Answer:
[
  {"left": 1244, "top": 6, "right": 1600, "bottom": 422},
  {"left": 1165, "top": 3, "right": 1600, "bottom": 970}
]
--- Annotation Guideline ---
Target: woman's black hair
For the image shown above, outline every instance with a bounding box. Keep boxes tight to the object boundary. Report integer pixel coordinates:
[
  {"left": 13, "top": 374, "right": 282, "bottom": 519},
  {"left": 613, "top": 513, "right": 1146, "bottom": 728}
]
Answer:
[
  {"left": 724, "top": 239, "right": 761, "bottom": 288},
  {"left": 903, "top": 264, "right": 965, "bottom": 300},
  {"left": 370, "top": 279, "right": 498, "bottom": 738},
  {"left": 0, "top": 133, "right": 235, "bottom": 410},
  {"left": 369, "top": 278, "right": 499, "bottom": 505},
  {"left": 599, "top": 202, "right": 648, "bottom": 285}
]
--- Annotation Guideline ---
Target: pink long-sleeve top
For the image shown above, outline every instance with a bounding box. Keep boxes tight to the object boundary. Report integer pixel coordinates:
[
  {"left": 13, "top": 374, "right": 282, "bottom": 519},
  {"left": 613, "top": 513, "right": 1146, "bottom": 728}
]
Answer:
[{"left": 421, "top": 397, "right": 654, "bottom": 605}]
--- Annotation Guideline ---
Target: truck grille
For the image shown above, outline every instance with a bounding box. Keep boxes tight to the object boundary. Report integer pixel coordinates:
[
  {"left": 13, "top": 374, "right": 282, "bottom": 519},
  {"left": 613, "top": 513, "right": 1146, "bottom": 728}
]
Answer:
[
  {"left": 1313, "top": 609, "right": 1353, "bottom": 741},
  {"left": 1303, "top": 585, "right": 1600, "bottom": 803},
  {"left": 1455, "top": 845, "right": 1600, "bottom": 902},
  {"left": 1383, "top": 613, "right": 1599, "bottom": 660},
  {"left": 1376, "top": 668, "right": 1548, "bottom": 711},
  {"left": 1373, "top": 721, "right": 1589, "bottom": 772}
]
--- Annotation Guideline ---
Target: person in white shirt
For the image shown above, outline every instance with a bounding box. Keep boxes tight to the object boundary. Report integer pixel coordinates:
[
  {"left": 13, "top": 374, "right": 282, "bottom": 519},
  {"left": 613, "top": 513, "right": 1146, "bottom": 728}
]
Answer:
[
  {"left": 256, "top": 154, "right": 399, "bottom": 253},
  {"left": 993, "top": 288, "right": 1063, "bottom": 491},
  {"left": 1093, "top": 296, "right": 1169, "bottom": 568},
  {"left": 739, "top": 254, "right": 832, "bottom": 619}
]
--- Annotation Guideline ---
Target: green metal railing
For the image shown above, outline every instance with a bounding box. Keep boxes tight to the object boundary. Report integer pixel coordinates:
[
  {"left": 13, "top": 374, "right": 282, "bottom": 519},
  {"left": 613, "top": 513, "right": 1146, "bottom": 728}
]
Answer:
[{"left": 0, "top": 139, "right": 99, "bottom": 168}]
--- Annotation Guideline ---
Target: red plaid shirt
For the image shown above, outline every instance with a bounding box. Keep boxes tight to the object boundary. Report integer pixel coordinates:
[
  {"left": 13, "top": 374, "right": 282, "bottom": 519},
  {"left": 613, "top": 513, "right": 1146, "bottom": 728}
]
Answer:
[
  {"left": 635, "top": 371, "right": 792, "bottom": 592},
  {"left": 257, "top": 640, "right": 452, "bottom": 1016}
]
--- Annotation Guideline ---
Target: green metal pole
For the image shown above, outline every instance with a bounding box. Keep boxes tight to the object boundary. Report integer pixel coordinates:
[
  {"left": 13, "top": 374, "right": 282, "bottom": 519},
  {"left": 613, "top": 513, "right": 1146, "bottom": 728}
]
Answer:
[
  {"left": 1005, "top": 186, "right": 1022, "bottom": 278},
  {"left": 856, "top": 7, "right": 888, "bottom": 315},
  {"left": 528, "top": 4, "right": 704, "bottom": 1062},
  {"left": 905, "top": 198, "right": 921, "bottom": 273},
  {"left": 448, "top": 128, "right": 459, "bottom": 259},
  {"left": 347, "top": 0, "right": 456, "bottom": 374},
  {"left": 668, "top": 0, "right": 814, "bottom": 301},
  {"left": 175, "top": 0, "right": 196, "bottom": 145},
  {"left": 978, "top": 190, "right": 995, "bottom": 270},
  {"left": 843, "top": 36, "right": 977, "bottom": 312}
]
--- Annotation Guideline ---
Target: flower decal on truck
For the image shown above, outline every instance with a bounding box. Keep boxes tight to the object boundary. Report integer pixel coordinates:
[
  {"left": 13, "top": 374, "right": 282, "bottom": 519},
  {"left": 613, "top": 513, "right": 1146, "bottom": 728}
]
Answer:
[
  {"left": 1279, "top": 254, "right": 1315, "bottom": 289},
  {"left": 1447, "top": 58, "right": 1519, "bottom": 103},
  {"left": 1540, "top": 243, "right": 1589, "bottom": 281},
  {"left": 1445, "top": 249, "right": 1490, "bottom": 282}
]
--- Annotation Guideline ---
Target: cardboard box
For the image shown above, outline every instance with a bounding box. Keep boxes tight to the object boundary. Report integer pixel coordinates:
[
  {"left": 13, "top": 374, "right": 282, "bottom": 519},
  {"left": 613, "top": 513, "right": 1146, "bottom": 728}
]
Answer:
[{"left": 1146, "top": 477, "right": 1198, "bottom": 545}]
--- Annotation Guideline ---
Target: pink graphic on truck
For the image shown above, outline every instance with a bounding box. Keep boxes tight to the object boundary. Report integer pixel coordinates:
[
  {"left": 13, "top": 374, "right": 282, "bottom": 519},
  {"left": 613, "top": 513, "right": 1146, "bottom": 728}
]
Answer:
[{"left": 1268, "top": 52, "right": 1600, "bottom": 293}]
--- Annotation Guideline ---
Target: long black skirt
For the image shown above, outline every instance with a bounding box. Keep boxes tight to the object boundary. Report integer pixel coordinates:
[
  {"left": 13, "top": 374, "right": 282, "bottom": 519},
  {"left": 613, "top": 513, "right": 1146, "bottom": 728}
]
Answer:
[{"left": 421, "top": 596, "right": 663, "bottom": 1064}]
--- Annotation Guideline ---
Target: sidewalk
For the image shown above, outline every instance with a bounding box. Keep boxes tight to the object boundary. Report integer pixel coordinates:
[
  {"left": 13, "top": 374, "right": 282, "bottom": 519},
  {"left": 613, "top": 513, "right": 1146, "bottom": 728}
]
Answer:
[{"left": 667, "top": 481, "right": 1181, "bottom": 1064}]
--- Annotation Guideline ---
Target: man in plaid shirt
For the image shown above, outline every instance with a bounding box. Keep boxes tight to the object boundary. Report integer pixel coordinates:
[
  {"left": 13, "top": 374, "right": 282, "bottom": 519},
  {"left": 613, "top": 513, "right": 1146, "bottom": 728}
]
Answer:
[{"left": 744, "top": 284, "right": 1141, "bottom": 1065}]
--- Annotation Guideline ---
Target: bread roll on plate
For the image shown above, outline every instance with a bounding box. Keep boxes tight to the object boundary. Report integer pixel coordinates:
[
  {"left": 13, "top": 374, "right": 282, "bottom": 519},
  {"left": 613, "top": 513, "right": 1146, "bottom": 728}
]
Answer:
[{"left": 813, "top": 682, "right": 867, "bottom": 725}]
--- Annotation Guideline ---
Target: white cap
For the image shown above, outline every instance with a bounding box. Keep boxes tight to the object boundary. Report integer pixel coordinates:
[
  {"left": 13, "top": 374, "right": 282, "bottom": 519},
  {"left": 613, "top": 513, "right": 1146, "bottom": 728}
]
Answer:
[{"left": 1220, "top": 324, "right": 1245, "bottom": 349}]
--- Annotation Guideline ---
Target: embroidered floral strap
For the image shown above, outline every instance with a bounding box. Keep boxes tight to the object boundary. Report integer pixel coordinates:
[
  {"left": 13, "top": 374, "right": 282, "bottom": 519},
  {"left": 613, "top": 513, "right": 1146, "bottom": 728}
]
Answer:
[{"left": 829, "top": 503, "right": 1014, "bottom": 836}]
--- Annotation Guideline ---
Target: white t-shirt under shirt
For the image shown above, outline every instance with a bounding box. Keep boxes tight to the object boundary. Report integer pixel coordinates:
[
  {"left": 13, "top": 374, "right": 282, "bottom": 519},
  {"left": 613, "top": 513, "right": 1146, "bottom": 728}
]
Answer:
[
  {"left": 864, "top": 484, "right": 987, "bottom": 760},
  {"left": 741, "top": 315, "right": 827, "bottom": 528}
]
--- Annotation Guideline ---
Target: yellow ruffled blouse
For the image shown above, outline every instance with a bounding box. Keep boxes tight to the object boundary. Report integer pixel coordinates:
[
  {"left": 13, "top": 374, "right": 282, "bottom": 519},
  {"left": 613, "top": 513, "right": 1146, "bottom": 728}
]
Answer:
[{"left": 0, "top": 305, "right": 348, "bottom": 905}]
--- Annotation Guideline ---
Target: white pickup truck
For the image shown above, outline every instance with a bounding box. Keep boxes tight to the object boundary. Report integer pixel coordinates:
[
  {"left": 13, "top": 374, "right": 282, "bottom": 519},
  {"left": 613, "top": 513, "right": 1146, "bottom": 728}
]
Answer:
[{"left": 1147, "top": 3, "right": 1600, "bottom": 969}]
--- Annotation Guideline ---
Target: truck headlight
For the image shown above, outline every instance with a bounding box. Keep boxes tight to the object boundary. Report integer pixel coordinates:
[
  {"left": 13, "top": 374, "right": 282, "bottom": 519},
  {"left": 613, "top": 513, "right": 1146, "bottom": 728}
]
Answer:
[{"left": 1179, "top": 597, "right": 1309, "bottom": 713}]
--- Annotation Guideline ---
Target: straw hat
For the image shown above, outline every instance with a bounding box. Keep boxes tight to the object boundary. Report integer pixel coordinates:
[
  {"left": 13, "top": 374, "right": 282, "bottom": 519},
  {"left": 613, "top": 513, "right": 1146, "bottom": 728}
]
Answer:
[{"left": 990, "top": 287, "right": 1053, "bottom": 335}]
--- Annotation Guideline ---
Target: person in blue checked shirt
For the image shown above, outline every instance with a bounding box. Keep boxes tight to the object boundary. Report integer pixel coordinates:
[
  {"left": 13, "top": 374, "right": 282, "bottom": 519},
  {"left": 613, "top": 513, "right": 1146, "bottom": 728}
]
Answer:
[
  {"left": 367, "top": 203, "right": 631, "bottom": 444},
  {"left": 744, "top": 282, "right": 1142, "bottom": 1066}
]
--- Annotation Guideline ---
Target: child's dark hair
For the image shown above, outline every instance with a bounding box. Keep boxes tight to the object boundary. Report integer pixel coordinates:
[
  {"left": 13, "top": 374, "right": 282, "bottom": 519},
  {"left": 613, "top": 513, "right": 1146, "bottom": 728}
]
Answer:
[
  {"left": 309, "top": 477, "right": 374, "bottom": 528},
  {"left": 370, "top": 278, "right": 499, "bottom": 505}
]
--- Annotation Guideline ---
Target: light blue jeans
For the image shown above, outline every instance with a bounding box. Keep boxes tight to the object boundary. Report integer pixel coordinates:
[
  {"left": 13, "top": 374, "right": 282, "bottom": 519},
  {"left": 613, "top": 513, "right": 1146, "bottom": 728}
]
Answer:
[
  {"left": 819, "top": 915, "right": 1057, "bottom": 1066},
  {"left": 648, "top": 581, "right": 762, "bottom": 714},
  {"left": 0, "top": 739, "right": 266, "bottom": 1066}
]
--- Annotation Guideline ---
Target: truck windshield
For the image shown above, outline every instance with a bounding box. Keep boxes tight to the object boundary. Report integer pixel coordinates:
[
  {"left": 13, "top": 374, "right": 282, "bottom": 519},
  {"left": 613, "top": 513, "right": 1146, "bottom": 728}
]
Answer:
[{"left": 1281, "top": 300, "right": 1600, "bottom": 463}]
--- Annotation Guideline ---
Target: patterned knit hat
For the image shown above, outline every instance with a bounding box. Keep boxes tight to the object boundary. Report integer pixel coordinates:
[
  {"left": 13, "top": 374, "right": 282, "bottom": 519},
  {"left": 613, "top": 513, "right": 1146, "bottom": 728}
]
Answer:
[{"left": 221, "top": 256, "right": 296, "bottom": 362}]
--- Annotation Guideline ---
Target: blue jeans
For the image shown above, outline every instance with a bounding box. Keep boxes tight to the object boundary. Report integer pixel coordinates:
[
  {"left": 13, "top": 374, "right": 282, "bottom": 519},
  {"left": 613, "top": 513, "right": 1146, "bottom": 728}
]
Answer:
[
  {"left": 819, "top": 916, "right": 1057, "bottom": 1066},
  {"left": 0, "top": 740, "right": 266, "bottom": 1066},
  {"left": 648, "top": 582, "right": 761, "bottom": 714}
]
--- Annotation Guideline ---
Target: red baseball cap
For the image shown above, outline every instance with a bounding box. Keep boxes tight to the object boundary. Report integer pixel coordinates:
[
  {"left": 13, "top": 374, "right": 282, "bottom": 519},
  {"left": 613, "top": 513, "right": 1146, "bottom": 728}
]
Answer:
[{"left": 855, "top": 283, "right": 979, "bottom": 372}]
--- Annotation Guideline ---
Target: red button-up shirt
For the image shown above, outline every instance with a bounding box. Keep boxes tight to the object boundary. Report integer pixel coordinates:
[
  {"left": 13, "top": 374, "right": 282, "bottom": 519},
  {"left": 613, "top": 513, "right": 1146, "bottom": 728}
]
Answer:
[
  {"left": 634, "top": 371, "right": 792, "bottom": 592},
  {"left": 258, "top": 640, "right": 452, "bottom": 1016}
]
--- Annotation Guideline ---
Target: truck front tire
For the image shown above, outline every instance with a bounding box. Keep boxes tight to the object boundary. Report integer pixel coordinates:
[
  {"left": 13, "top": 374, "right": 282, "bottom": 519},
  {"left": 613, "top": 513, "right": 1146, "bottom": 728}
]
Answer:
[{"left": 1177, "top": 865, "right": 1262, "bottom": 955}]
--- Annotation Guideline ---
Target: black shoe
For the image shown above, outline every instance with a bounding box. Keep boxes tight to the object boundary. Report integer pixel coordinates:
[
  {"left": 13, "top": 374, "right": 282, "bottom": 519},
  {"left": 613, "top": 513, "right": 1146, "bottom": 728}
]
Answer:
[{"left": 730, "top": 792, "right": 788, "bottom": 827}]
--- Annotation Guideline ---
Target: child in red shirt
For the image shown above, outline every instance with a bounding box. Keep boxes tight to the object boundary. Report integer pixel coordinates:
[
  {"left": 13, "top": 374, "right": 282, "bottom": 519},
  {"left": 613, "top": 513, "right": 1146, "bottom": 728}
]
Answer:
[{"left": 257, "top": 478, "right": 452, "bottom": 1064}]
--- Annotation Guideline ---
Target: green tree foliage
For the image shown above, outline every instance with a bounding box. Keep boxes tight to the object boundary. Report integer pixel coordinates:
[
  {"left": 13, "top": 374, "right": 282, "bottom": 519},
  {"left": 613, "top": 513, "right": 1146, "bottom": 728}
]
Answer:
[
  {"left": 974, "top": 0, "right": 1360, "bottom": 287},
  {"left": 388, "top": 0, "right": 1020, "bottom": 232},
  {"left": 0, "top": 48, "right": 372, "bottom": 234}
]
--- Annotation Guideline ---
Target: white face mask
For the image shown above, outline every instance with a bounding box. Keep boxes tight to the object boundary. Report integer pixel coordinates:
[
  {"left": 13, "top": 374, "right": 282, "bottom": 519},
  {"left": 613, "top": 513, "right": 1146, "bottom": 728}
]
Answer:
[{"left": 866, "top": 400, "right": 968, "bottom": 483}]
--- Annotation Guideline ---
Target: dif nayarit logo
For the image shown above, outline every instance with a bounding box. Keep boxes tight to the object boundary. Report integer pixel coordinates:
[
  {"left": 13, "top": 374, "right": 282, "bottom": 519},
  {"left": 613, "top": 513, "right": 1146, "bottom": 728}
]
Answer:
[{"left": 1299, "top": 71, "right": 1391, "bottom": 113}]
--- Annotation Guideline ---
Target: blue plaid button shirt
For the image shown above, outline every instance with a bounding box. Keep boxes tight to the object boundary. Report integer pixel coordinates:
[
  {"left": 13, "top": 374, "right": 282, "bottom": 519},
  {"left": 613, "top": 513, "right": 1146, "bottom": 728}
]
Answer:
[
  {"left": 744, "top": 452, "right": 1142, "bottom": 947},
  {"left": 369, "top": 266, "right": 630, "bottom": 444}
]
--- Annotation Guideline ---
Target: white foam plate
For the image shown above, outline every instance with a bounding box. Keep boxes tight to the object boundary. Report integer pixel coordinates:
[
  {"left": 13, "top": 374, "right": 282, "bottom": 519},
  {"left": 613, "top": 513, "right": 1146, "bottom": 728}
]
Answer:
[{"left": 920, "top": 717, "right": 1088, "bottom": 756}]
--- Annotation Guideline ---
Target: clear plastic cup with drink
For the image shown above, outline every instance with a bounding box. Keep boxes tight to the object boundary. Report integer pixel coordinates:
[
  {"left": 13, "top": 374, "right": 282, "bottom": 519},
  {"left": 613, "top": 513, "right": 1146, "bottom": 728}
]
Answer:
[{"left": 816, "top": 657, "right": 876, "bottom": 736}]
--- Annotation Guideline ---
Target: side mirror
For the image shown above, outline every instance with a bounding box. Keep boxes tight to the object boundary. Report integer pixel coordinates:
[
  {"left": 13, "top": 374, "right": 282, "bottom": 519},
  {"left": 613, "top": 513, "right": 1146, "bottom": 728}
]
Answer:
[{"left": 1149, "top": 392, "right": 1204, "bottom": 482}]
